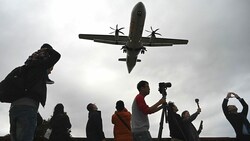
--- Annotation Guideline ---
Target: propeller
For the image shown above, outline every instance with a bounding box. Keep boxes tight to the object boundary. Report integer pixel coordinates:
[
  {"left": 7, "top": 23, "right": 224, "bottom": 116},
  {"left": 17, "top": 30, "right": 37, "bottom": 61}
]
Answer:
[
  {"left": 145, "top": 26, "right": 162, "bottom": 38},
  {"left": 109, "top": 24, "right": 125, "bottom": 35}
]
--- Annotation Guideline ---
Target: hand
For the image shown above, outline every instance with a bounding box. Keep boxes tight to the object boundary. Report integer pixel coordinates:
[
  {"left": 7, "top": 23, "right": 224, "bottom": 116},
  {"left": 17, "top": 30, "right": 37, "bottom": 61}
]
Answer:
[
  {"left": 226, "top": 92, "right": 233, "bottom": 98},
  {"left": 232, "top": 93, "right": 240, "bottom": 99},
  {"left": 227, "top": 92, "right": 240, "bottom": 99},
  {"left": 197, "top": 108, "right": 201, "bottom": 113},
  {"left": 199, "top": 124, "right": 203, "bottom": 131},
  {"left": 159, "top": 98, "right": 166, "bottom": 105},
  {"left": 198, "top": 120, "right": 203, "bottom": 131}
]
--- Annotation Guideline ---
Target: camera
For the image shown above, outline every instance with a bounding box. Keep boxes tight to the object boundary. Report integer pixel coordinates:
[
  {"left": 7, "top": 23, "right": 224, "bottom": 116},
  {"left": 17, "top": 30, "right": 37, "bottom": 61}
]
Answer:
[
  {"left": 159, "top": 82, "right": 172, "bottom": 89},
  {"left": 158, "top": 82, "right": 172, "bottom": 95}
]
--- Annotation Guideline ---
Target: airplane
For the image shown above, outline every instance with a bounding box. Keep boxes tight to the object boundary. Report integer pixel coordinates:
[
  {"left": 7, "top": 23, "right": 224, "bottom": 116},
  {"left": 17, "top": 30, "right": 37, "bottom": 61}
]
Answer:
[{"left": 78, "top": 2, "right": 188, "bottom": 73}]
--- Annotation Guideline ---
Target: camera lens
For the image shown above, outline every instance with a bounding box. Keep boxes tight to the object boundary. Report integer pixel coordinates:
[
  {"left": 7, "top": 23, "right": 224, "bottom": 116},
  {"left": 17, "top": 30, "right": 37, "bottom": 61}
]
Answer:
[{"left": 164, "top": 82, "right": 171, "bottom": 88}]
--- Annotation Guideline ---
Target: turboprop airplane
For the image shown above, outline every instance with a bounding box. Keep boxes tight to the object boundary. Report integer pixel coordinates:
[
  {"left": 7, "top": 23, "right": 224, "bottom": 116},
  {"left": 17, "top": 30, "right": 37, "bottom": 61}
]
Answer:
[{"left": 78, "top": 2, "right": 188, "bottom": 73}]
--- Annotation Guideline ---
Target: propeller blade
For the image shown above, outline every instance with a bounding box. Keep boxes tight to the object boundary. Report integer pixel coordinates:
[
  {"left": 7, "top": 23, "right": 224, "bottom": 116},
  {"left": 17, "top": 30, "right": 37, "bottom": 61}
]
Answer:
[
  {"left": 155, "top": 33, "right": 162, "bottom": 36},
  {"left": 119, "top": 31, "right": 124, "bottom": 35},
  {"left": 118, "top": 27, "right": 125, "bottom": 30},
  {"left": 155, "top": 28, "right": 160, "bottom": 32},
  {"left": 150, "top": 26, "right": 153, "bottom": 31}
]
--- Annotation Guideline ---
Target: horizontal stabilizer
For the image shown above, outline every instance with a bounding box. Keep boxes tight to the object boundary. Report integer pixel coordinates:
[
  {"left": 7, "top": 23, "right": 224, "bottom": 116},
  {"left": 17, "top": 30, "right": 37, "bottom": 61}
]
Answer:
[
  {"left": 94, "top": 39, "right": 126, "bottom": 45},
  {"left": 118, "top": 58, "right": 141, "bottom": 62},
  {"left": 118, "top": 58, "right": 126, "bottom": 61}
]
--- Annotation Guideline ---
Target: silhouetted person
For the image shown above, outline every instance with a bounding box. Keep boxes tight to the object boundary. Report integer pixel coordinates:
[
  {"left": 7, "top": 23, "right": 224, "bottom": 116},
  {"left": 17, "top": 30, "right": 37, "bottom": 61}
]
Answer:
[
  {"left": 49, "top": 103, "right": 72, "bottom": 141},
  {"left": 112, "top": 100, "right": 132, "bottom": 141},
  {"left": 168, "top": 102, "right": 187, "bottom": 141},
  {"left": 9, "top": 43, "right": 60, "bottom": 141},
  {"left": 2, "top": 134, "right": 11, "bottom": 141},
  {"left": 131, "top": 80, "right": 166, "bottom": 141},
  {"left": 86, "top": 103, "right": 106, "bottom": 141},
  {"left": 222, "top": 92, "right": 250, "bottom": 141},
  {"left": 182, "top": 108, "right": 202, "bottom": 141}
]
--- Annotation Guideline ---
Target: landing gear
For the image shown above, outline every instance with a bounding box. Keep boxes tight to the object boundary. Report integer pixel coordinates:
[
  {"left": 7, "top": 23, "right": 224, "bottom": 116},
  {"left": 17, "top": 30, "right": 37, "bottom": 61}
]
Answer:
[
  {"left": 121, "top": 46, "right": 127, "bottom": 53},
  {"left": 141, "top": 47, "right": 147, "bottom": 54}
]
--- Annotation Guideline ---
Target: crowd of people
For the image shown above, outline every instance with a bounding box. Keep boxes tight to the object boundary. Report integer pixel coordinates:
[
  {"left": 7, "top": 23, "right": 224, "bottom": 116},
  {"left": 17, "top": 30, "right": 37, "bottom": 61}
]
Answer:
[{"left": 3, "top": 44, "right": 250, "bottom": 141}]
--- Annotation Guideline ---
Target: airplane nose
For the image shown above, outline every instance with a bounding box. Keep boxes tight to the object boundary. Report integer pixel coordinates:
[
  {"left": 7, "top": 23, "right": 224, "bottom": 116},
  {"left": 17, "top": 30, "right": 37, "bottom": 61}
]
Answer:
[
  {"left": 134, "top": 2, "right": 145, "bottom": 11},
  {"left": 137, "top": 2, "right": 144, "bottom": 7}
]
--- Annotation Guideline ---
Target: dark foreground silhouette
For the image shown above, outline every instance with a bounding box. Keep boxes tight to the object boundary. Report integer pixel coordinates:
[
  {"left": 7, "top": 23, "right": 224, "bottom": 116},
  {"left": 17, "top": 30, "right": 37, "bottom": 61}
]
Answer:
[{"left": 0, "top": 135, "right": 236, "bottom": 141}]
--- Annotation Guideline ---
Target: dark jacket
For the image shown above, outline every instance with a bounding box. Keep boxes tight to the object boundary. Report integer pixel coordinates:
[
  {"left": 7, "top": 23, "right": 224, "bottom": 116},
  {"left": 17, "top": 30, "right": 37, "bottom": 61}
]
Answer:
[
  {"left": 49, "top": 113, "right": 72, "bottom": 141},
  {"left": 168, "top": 106, "right": 187, "bottom": 141},
  {"left": 222, "top": 98, "right": 250, "bottom": 141},
  {"left": 182, "top": 112, "right": 200, "bottom": 141},
  {"left": 24, "top": 48, "right": 60, "bottom": 106},
  {"left": 86, "top": 111, "right": 105, "bottom": 141}
]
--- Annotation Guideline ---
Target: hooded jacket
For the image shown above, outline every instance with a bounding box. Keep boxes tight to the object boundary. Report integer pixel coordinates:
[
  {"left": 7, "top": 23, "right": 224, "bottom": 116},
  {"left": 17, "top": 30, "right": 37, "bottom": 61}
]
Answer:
[
  {"left": 86, "top": 110, "right": 105, "bottom": 141},
  {"left": 24, "top": 47, "right": 60, "bottom": 106}
]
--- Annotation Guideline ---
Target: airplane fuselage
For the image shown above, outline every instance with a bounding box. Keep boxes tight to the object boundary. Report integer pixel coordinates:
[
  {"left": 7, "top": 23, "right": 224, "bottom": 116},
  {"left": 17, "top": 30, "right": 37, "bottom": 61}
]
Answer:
[{"left": 125, "top": 2, "right": 146, "bottom": 73}]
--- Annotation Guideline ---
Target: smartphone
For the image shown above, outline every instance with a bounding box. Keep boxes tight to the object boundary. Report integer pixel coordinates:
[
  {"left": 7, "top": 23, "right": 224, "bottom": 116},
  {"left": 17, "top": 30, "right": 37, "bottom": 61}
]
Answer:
[{"left": 200, "top": 120, "right": 203, "bottom": 126}]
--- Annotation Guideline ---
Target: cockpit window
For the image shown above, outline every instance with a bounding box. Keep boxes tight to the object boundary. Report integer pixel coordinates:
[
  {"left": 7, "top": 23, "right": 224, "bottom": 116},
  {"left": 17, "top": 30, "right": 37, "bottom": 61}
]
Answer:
[{"left": 137, "top": 11, "right": 142, "bottom": 16}]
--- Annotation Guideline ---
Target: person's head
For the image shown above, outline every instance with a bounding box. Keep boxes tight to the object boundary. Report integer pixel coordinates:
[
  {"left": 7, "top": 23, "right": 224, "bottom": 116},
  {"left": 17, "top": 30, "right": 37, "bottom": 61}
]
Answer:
[
  {"left": 41, "top": 43, "right": 53, "bottom": 49},
  {"left": 137, "top": 80, "right": 150, "bottom": 95},
  {"left": 87, "top": 103, "right": 98, "bottom": 112},
  {"left": 181, "top": 110, "right": 190, "bottom": 119},
  {"left": 53, "top": 103, "right": 64, "bottom": 115},
  {"left": 26, "top": 43, "right": 52, "bottom": 64},
  {"left": 227, "top": 105, "right": 238, "bottom": 114},
  {"left": 168, "top": 102, "right": 178, "bottom": 113},
  {"left": 37, "top": 43, "right": 52, "bottom": 57},
  {"left": 116, "top": 100, "right": 125, "bottom": 111}
]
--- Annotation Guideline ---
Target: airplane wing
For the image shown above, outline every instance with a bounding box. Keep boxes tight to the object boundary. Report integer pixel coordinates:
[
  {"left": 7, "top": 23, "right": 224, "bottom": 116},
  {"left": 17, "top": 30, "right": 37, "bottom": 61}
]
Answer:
[
  {"left": 78, "top": 34, "right": 128, "bottom": 45},
  {"left": 141, "top": 37, "right": 188, "bottom": 47}
]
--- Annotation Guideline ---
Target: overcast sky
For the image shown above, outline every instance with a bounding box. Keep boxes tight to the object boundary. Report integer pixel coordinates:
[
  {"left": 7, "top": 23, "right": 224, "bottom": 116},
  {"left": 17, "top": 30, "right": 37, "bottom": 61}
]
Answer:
[{"left": 1, "top": 0, "right": 250, "bottom": 138}]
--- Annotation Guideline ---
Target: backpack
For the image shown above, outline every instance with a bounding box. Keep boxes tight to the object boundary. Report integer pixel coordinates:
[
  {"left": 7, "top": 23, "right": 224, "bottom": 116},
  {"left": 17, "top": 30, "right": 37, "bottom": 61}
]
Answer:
[{"left": 0, "top": 65, "right": 28, "bottom": 103}]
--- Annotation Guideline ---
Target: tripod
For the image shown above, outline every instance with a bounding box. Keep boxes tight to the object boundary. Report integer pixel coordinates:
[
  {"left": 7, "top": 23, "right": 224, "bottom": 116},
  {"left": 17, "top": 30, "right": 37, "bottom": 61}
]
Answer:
[{"left": 157, "top": 87, "right": 168, "bottom": 141}]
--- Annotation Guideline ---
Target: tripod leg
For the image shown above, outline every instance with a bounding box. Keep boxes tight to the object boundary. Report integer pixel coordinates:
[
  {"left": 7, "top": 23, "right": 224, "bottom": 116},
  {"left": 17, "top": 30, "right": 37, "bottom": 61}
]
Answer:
[
  {"left": 157, "top": 107, "right": 165, "bottom": 141},
  {"left": 164, "top": 108, "right": 168, "bottom": 123}
]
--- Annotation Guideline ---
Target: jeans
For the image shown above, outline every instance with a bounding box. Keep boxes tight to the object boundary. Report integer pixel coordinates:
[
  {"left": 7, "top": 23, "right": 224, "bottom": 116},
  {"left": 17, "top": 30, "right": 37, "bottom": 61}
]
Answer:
[
  {"left": 132, "top": 131, "right": 152, "bottom": 141},
  {"left": 9, "top": 105, "right": 37, "bottom": 141}
]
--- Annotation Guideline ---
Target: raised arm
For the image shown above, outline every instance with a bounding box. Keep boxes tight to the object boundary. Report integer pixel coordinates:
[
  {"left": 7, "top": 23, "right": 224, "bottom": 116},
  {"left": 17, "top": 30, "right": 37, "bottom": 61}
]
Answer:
[{"left": 234, "top": 93, "right": 249, "bottom": 116}]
